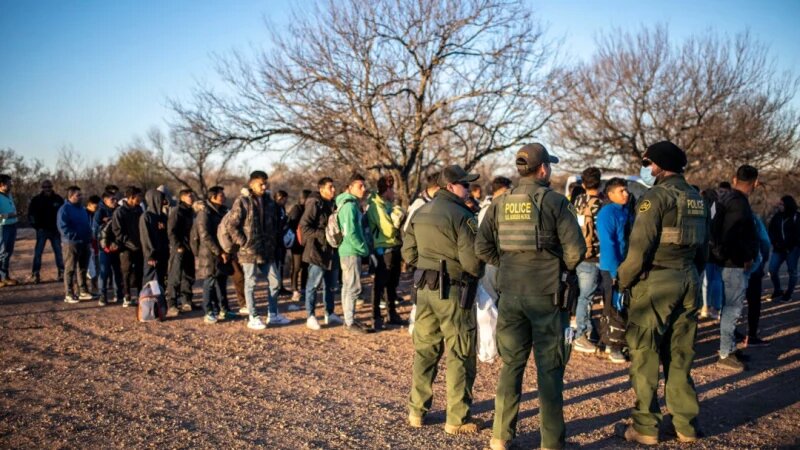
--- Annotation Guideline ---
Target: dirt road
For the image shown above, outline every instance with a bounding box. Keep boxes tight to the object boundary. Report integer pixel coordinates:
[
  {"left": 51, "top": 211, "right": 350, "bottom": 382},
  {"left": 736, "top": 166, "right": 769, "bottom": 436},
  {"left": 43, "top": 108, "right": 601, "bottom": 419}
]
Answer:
[{"left": 1, "top": 229, "right": 798, "bottom": 449}]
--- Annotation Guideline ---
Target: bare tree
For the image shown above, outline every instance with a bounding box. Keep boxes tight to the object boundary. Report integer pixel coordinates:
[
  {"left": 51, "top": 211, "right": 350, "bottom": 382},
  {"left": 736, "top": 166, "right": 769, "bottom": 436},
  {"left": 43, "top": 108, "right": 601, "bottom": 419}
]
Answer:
[
  {"left": 548, "top": 25, "right": 799, "bottom": 183},
  {"left": 173, "top": 0, "right": 560, "bottom": 204}
]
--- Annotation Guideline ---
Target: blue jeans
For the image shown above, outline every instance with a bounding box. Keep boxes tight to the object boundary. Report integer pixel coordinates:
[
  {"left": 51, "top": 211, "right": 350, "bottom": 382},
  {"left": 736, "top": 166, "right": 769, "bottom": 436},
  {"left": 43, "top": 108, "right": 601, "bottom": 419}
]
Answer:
[
  {"left": 720, "top": 267, "right": 747, "bottom": 358},
  {"left": 202, "top": 275, "right": 229, "bottom": 316},
  {"left": 305, "top": 263, "right": 339, "bottom": 318},
  {"left": 702, "top": 263, "right": 723, "bottom": 310},
  {"left": 769, "top": 248, "right": 799, "bottom": 298},
  {"left": 0, "top": 224, "right": 16, "bottom": 280},
  {"left": 575, "top": 261, "right": 599, "bottom": 338},
  {"left": 242, "top": 261, "right": 280, "bottom": 318},
  {"left": 32, "top": 229, "right": 64, "bottom": 275},
  {"left": 339, "top": 255, "right": 361, "bottom": 326},
  {"left": 98, "top": 250, "right": 123, "bottom": 301}
]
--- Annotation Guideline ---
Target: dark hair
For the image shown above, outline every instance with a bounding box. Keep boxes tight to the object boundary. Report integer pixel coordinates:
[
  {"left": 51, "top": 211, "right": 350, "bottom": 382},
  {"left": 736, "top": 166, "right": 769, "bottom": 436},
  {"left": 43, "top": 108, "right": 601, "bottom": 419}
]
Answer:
[
  {"left": 179, "top": 188, "right": 194, "bottom": 198},
  {"left": 207, "top": 186, "right": 225, "bottom": 199},
  {"left": 318, "top": 177, "right": 334, "bottom": 188},
  {"left": 300, "top": 189, "right": 312, "bottom": 203},
  {"left": 249, "top": 170, "right": 268, "bottom": 182},
  {"left": 87, "top": 195, "right": 101, "bottom": 205},
  {"left": 491, "top": 176, "right": 512, "bottom": 194},
  {"left": 718, "top": 181, "right": 732, "bottom": 189},
  {"left": 569, "top": 185, "right": 585, "bottom": 204},
  {"left": 377, "top": 176, "right": 391, "bottom": 195},
  {"left": 104, "top": 184, "right": 119, "bottom": 195},
  {"left": 124, "top": 186, "right": 142, "bottom": 199},
  {"left": 470, "top": 183, "right": 482, "bottom": 194},
  {"left": 0, "top": 174, "right": 11, "bottom": 185},
  {"left": 66, "top": 186, "right": 81, "bottom": 197},
  {"left": 426, "top": 172, "right": 440, "bottom": 189},
  {"left": 736, "top": 165, "right": 758, "bottom": 183},
  {"left": 102, "top": 191, "right": 115, "bottom": 200},
  {"left": 581, "top": 167, "right": 602, "bottom": 190},
  {"left": 604, "top": 177, "right": 627, "bottom": 194},
  {"left": 348, "top": 173, "right": 366, "bottom": 187},
  {"left": 781, "top": 195, "right": 797, "bottom": 214},
  {"left": 274, "top": 190, "right": 288, "bottom": 200}
]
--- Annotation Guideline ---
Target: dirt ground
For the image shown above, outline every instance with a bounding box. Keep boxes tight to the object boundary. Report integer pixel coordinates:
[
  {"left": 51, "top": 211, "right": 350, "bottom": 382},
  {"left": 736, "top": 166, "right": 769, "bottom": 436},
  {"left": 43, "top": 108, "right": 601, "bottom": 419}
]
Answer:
[{"left": 1, "top": 228, "right": 798, "bottom": 449}]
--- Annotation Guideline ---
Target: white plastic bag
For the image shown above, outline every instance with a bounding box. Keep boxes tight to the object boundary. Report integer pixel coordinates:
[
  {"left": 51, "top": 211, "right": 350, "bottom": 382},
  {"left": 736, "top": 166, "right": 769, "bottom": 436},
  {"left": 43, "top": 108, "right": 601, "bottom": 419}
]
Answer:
[
  {"left": 476, "top": 283, "right": 498, "bottom": 363},
  {"left": 408, "top": 304, "right": 416, "bottom": 336}
]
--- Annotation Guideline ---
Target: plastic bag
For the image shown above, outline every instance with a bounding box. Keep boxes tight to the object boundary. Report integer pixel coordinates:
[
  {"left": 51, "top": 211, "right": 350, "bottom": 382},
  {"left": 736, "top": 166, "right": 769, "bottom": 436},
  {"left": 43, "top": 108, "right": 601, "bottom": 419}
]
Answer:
[
  {"left": 138, "top": 280, "right": 165, "bottom": 322},
  {"left": 476, "top": 283, "right": 498, "bottom": 363}
]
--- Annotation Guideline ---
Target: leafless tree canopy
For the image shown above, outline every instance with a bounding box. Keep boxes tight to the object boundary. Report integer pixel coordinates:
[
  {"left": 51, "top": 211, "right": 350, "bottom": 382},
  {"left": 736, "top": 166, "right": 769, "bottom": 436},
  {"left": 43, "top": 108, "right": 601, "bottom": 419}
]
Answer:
[
  {"left": 549, "top": 26, "right": 799, "bottom": 183},
  {"left": 172, "top": 0, "right": 560, "bottom": 204}
]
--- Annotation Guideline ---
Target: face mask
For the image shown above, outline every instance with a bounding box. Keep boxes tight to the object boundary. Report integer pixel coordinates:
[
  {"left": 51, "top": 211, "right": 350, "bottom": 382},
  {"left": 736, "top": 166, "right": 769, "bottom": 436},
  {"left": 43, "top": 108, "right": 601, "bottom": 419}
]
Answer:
[{"left": 640, "top": 166, "right": 657, "bottom": 187}]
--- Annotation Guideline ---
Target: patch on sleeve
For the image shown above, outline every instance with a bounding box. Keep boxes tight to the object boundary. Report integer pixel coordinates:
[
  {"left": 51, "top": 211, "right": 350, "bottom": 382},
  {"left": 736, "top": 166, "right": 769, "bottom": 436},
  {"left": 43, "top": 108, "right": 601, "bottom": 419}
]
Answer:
[
  {"left": 466, "top": 217, "right": 479, "bottom": 234},
  {"left": 638, "top": 200, "right": 652, "bottom": 213}
]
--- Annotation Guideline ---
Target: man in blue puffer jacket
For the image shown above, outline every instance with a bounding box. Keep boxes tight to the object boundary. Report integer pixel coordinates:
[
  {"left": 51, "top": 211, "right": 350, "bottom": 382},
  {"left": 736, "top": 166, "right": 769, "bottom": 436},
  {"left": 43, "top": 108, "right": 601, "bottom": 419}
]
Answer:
[{"left": 57, "top": 186, "right": 93, "bottom": 303}]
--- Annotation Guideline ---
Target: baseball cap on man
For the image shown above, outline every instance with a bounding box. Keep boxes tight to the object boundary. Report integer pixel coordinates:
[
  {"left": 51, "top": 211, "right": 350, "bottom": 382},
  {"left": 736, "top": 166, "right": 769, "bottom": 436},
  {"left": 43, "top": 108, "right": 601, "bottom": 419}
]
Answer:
[
  {"left": 438, "top": 165, "right": 479, "bottom": 188},
  {"left": 516, "top": 143, "right": 559, "bottom": 169}
]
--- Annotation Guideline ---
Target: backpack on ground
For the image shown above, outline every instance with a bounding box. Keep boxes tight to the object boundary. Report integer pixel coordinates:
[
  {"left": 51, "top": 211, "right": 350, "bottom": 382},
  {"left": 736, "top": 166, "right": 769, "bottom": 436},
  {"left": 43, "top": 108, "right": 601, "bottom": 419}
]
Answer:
[
  {"left": 138, "top": 280, "right": 165, "bottom": 322},
  {"left": 326, "top": 198, "right": 356, "bottom": 248}
]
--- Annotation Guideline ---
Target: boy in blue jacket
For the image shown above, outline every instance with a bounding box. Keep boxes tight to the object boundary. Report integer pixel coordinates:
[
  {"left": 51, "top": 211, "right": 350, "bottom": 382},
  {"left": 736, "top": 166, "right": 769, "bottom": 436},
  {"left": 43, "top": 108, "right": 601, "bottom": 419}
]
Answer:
[
  {"left": 596, "top": 178, "right": 633, "bottom": 363},
  {"left": 57, "top": 186, "right": 93, "bottom": 303}
]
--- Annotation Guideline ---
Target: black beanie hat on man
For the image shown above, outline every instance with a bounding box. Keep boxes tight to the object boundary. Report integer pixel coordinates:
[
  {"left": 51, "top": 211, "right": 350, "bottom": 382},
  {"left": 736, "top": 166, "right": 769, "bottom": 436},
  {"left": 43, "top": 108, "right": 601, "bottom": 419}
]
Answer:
[{"left": 643, "top": 141, "right": 687, "bottom": 173}]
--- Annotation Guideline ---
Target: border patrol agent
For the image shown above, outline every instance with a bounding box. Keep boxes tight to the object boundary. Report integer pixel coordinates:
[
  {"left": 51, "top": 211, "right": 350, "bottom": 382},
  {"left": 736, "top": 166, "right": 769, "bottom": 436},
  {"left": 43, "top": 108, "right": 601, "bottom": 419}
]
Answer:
[
  {"left": 617, "top": 141, "right": 708, "bottom": 445},
  {"left": 475, "top": 144, "right": 585, "bottom": 450},
  {"left": 402, "top": 165, "right": 483, "bottom": 435}
]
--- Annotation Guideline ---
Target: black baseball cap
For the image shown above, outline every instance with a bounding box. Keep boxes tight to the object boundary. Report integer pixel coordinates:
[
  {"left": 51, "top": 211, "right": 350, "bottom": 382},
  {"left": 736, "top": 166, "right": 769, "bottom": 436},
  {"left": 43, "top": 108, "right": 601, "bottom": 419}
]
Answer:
[
  {"left": 438, "top": 165, "right": 479, "bottom": 188},
  {"left": 516, "top": 143, "right": 559, "bottom": 168}
]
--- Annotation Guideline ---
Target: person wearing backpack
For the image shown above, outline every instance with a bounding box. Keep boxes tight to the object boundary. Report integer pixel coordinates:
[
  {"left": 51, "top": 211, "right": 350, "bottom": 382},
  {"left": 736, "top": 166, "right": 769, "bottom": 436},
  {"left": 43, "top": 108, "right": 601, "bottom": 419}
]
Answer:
[
  {"left": 93, "top": 191, "right": 123, "bottom": 306},
  {"left": 335, "top": 174, "right": 374, "bottom": 334},
  {"left": 710, "top": 165, "right": 760, "bottom": 372},
  {"left": 367, "top": 175, "right": 407, "bottom": 329},
  {"left": 300, "top": 177, "right": 342, "bottom": 330},
  {"left": 767, "top": 195, "right": 799, "bottom": 302},
  {"left": 226, "top": 171, "right": 290, "bottom": 331},
  {"left": 571, "top": 167, "right": 604, "bottom": 353}
]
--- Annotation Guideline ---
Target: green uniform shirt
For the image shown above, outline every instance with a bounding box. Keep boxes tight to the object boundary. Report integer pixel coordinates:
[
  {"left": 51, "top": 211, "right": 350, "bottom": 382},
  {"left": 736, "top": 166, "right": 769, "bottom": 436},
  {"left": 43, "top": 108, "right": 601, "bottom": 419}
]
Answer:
[
  {"left": 617, "top": 174, "right": 709, "bottom": 290},
  {"left": 401, "top": 189, "right": 480, "bottom": 279},
  {"left": 475, "top": 178, "right": 585, "bottom": 295}
]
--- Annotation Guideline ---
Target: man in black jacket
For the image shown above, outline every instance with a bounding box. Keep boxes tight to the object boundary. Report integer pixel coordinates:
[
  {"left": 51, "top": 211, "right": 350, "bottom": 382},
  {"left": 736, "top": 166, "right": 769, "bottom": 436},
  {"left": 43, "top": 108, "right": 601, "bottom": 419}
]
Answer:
[
  {"left": 287, "top": 190, "right": 311, "bottom": 308},
  {"left": 28, "top": 180, "right": 65, "bottom": 283},
  {"left": 112, "top": 186, "right": 144, "bottom": 307},
  {"left": 767, "top": 195, "right": 799, "bottom": 302},
  {"left": 196, "top": 186, "right": 234, "bottom": 324},
  {"left": 166, "top": 189, "right": 196, "bottom": 316},
  {"left": 140, "top": 189, "right": 169, "bottom": 292},
  {"left": 301, "top": 177, "right": 342, "bottom": 330},
  {"left": 711, "top": 165, "right": 760, "bottom": 371}
]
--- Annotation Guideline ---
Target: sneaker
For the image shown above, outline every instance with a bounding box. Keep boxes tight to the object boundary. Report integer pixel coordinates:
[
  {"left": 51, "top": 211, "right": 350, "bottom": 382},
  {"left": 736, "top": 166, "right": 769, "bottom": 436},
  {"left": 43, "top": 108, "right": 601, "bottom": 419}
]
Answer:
[
  {"left": 779, "top": 294, "right": 793, "bottom": 303},
  {"left": 346, "top": 320, "right": 375, "bottom": 334},
  {"left": 204, "top": 314, "right": 218, "bottom": 324},
  {"left": 609, "top": 348, "right": 626, "bottom": 364},
  {"left": 291, "top": 291, "right": 302, "bottom": 301},
  {"left": 287, "top": 303, "right": 302, "bottom": 312},
  {"left": 620, "top": 424, "right": 658, "bottom": 446},
  {"left": 3, "top": 278, "right": 19, "bottom": 286},
  {"left": 166, "top": 307, "right": 180, "bottom": 318},
  {"left": 444, "top": 418, "right": 482, "bottom": 435},
  {"left": 78, "top": 291, "right": 93, "bottom": 300},
  {"left": 218, "top": 310, "right": 238, "bottom": 320},
  {"left": 306, "top": 316, "right": 321, "bottom": 331},
  {"left": 745, "top": 336, "right": 771, "bottom": 347},
  {"left": 707, "top": 308, "right": 720, "bottom": 320},
  {"left": 98, "top": 298, "right": 108, "bottom": 306},
  {"left": 64, "top": 295, "right": 79, "bottom": 304},
  {"left": 325, "top": 313, "right": 343, "bottom": 325},
  {"left": 278, "top": 288, "right": 293, "bottom": 297},
  {"left": 733, "top": 349, "right": 751, "bottom": 362},
  {"left": 388, "top": 314, "right": 408, "bottom": 326},
  {"left": 179, "top": 303, "right": 193, "bottom": 312},
  {"left": 122, "top": 297, "right": 132, "bottom": 308},
  {"left": 373, "top": 318, "right": 385, "bottom": 331},
  {"left": 573, "top": 336, "right": 597, "bottom": 353},
  {"left": 28, "top": 273, "right": 41, "bottom": 285},
  {"left": 57, "top": 272, "right": 64, "bottom": 282},
  {"left": 355, "top": 298, "right": 366, "bottom": 307},
  {"left": 770, "top": 290, "right": 784, "bottom": 301},
  {"left": 247, "top": 316, "right": 266, "bottom": 330},
  {"left": 379, "top": 301, "right": 387, "bottom": 310},
  {"left": 239, "top": 306, "right": 250, "bottom": 315},
  {"left": 109, "top": 297, "right": 119, "bottom": 304},
  {"left": 698, "top": 306, "right": 709, "bottom": 319},
  {"left": 267, "top": 313, "right": 291, "bottom": 325},
  {"left": 717, "top": 354, "right": 746, "bottom": 371}
]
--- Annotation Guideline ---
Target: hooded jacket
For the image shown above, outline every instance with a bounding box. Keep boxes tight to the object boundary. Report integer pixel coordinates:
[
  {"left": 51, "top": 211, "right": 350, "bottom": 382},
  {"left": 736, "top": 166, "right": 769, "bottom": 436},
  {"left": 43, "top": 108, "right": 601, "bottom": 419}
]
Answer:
[
  {"left": 710, "top": 188, "right": 759, "bottom": 268},
  {"left": 168, "top": 201, "right": 194, "bottom": 253},
  {"left": 300, "top": 191, "right": 335, "bottom": 269},
  {"left": 335, "top": 192, "right": 369, "bottom": 258},
  {"left": 112, "top": 200, "right": 142, "bottom": 252},
  {"left": 367, "top": 192, "right": 402, "bottom": 249},
  {"left": 139, "top": 189, "right": 169, "bottom": 262},
  {"left": 28, "top": 192, "right": 64, "bottom": 232},
  {"left": 225, "top": 188, "right": 280, "bottom": 265},
  {"left": 767, "top": 196, "right": 800, "bottom": 253},
  {"left": 196, "top": 200, "right": 229, "bottom": 278}
]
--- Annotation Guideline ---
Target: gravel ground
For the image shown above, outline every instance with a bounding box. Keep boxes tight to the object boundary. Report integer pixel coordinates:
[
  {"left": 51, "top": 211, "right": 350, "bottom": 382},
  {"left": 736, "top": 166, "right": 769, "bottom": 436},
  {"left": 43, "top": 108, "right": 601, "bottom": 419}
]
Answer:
[{"left": 1, "top": 228, "right": 798, "bottom": 449}]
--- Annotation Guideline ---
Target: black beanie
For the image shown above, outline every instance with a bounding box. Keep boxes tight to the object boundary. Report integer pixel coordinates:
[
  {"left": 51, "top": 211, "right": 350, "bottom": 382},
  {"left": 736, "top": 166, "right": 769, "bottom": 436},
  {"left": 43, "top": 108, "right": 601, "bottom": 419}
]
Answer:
[{"left": 644, "top": 141, "right": 687, "bottom": 173}]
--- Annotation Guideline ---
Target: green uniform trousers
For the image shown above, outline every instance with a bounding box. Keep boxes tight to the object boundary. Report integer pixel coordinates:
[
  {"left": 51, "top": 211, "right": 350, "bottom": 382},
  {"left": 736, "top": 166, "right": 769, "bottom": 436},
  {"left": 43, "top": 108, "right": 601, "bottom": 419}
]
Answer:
[
  {"left": 493, "top": 294, "right": 570, "bottom": 449},
  {"left": 626, "top": 267, "right": 700, "bottom": 438},
  {"left": 408, "top": 286, "right": 477, "bottom": 426}
]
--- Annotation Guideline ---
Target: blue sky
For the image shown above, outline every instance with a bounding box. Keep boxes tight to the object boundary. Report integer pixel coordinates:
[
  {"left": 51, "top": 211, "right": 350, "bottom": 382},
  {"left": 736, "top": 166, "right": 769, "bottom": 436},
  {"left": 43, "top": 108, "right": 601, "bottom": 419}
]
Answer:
[{"left": 1, "top": 0, "right": 798, "bottom": 169}]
